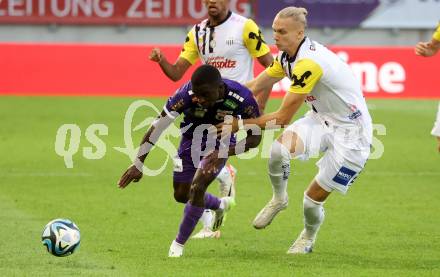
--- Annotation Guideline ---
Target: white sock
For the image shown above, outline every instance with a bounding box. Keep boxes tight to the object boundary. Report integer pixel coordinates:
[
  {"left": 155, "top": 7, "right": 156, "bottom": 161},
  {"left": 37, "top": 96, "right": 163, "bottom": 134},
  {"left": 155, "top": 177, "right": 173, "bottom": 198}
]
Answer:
[
  {"left": 219, "top": 198, "right": 226, "bottom": 210},
  {"left": 200, "top": 209, "right": 213, "bottom": 229},
  {"left": 216, "top": 165, "right": 235, "bottom": 197},
  {"left": 268, "top": 141, "right": 291, "bottom": 201},
  {"left": 172, "top": 240, "right": 184, "bottom": 248},
  {"left": 303, "top": 193, "right": 325, "bottom": 239}
]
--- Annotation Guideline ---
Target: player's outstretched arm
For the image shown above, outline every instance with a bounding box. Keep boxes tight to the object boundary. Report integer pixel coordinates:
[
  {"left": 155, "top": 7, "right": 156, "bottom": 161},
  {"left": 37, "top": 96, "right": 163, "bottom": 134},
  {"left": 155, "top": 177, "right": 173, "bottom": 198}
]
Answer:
[
  {"left": 216, "top": 92, "right": 306, "bottom": 135},
  {"left": 228, "top": 129, "right": 262, "bottom": 156},
  {"left": 149, "top": 48, "right": 192, "bottom": 81},
  {"left": 254, "top": 53, "right": 276, "bottom": 111},
  {"left": 247, "top": 92, "right": 306, "bottom": 129},
  {"left": 257, "top": 52, "right": 274, "bottom": 68},
  {"left": 247, "top": 71, "right": 282, "bottom": 98},
  {"left": 118, "top": 111, "right": 175, "bottom": 189}
]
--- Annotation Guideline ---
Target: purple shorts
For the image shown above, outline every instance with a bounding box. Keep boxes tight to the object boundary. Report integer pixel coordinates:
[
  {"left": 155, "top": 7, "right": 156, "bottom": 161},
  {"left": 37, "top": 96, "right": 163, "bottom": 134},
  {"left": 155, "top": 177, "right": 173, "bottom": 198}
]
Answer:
[{"left": 173, "top": 135, "right": 234, "bottom": 184}]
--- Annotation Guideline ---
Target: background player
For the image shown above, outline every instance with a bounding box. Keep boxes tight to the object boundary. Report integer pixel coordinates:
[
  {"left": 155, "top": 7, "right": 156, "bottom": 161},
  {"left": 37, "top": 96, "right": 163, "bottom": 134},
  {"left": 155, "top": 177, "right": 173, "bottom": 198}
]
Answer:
[
  {"left": 415, "top": 23, "right": 440, "bottom": 152},
  {"left": 148, "top": 0, "right": 273, "bottom": 238},
  {"left": 118, "top": 65, "right": 262, "bottom": 257}
]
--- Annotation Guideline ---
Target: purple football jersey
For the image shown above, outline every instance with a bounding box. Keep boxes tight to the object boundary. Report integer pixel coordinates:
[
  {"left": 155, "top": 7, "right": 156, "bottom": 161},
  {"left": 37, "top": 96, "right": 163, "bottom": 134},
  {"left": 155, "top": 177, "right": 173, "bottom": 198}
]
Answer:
[{"left": 164, "top": 79, "right": 260, "bottom": 139}]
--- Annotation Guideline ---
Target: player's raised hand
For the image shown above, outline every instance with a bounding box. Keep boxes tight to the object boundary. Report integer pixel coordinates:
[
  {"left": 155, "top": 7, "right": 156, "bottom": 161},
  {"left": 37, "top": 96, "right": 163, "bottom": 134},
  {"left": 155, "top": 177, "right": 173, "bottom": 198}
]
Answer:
[
  {"left": 149, "top": 48, "right": 163, "bottom": 63},
  {"left": 415, "top": 42, "right": 437, "bottom": 57},
  {"left": 118, "top": 165, "right": 143, "bottom": 189}
]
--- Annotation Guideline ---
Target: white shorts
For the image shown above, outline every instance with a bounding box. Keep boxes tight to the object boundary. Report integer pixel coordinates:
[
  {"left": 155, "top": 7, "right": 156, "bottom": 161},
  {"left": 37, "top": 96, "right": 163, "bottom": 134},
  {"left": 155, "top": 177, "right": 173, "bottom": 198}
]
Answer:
[{"left": 285, "top": 112, "right": 371, "bottom": 194}]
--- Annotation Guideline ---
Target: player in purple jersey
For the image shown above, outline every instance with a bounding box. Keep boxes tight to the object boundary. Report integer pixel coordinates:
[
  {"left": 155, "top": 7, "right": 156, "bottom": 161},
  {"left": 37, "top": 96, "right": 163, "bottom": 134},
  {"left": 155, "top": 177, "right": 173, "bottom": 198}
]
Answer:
[{"left": 117, "top": 65, "right": 261, "bottom": 257}]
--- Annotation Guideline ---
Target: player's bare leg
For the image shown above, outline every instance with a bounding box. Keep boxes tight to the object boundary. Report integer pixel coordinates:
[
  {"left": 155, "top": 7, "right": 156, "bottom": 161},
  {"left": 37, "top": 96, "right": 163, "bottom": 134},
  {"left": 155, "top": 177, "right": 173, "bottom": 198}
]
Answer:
[
  {"left": 253, "top": 131, "right": 304, "bottom": 229},
  {"left": 172, "top": 182, "right": 191, "bottom": 204},
  {"left": 287, "top": 179, "right": 330, "bottom": 254},
  {"left": 169, "top": 156, "right": 234, "bottom": 257},
  {"left": 193, "top": 163, "right": 236, "bottom": 239}
]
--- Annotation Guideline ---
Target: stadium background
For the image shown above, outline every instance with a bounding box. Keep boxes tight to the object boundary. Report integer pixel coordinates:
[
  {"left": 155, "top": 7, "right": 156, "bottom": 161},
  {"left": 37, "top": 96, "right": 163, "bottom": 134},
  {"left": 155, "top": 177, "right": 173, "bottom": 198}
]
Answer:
[{"left": 1, "top": 0, "right": 439, "bottom": 276}]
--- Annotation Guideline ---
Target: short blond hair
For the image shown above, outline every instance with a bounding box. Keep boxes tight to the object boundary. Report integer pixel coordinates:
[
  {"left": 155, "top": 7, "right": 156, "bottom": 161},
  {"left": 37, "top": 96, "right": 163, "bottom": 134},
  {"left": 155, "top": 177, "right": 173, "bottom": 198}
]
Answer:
[{"left": 276, "top": 7, "right": 308, "bottom": 28}]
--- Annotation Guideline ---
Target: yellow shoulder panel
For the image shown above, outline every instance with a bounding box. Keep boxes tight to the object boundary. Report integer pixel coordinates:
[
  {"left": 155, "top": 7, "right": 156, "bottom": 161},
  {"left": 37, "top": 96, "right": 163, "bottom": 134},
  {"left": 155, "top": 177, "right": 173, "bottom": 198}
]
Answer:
[
  {"left": 265, "top": 56, "right": 285, "bottom": 78},
  {"left": 179, "top": 28, "right": 199, "bottom": 64},
  {"left": 433, "top": 23, "right": 440, "bottom": 41},
  {"left": 288, "top": 58, "right": 323, "bottom": 94},
  {"left": 243, "top": 19, "right": 270, "bottom": 58}
]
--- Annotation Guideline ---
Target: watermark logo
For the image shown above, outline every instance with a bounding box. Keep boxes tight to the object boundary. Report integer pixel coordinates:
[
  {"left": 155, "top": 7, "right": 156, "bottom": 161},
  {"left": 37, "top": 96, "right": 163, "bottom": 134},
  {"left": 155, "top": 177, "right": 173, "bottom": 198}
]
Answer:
[
  {"left": 54, "top": 123, "right": 108, "bottom": 168},
  {"left": 54, "top": 100, "right": 386, "bottom": 176},
  {"left": 113, "top": 100, "right": 182, "bottom": 176}
]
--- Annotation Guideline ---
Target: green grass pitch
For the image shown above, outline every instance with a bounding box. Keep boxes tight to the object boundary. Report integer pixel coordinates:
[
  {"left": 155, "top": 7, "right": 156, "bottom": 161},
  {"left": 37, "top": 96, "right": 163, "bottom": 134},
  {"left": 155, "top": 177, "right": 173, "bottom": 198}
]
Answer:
[{"left": 0, "top": 96, "right": 439, "bottom": 276}]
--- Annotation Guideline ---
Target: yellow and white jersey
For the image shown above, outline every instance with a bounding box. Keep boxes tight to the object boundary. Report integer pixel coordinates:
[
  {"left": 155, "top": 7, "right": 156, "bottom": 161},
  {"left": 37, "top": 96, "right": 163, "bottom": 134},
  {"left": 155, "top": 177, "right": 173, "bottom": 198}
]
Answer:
[
  {"left": 266, "top": 37, "right": 372, "bottom": 141},
  {"left": 179, "top": 11, "right": 270, "bottom": 83}
]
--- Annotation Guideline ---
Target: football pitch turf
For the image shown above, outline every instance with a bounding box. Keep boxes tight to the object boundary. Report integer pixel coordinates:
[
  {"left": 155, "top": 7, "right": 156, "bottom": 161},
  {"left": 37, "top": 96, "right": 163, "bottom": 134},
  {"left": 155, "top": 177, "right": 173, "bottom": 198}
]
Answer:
[{"left": 0, "top": 96, "right": 439, "bottom": 276}]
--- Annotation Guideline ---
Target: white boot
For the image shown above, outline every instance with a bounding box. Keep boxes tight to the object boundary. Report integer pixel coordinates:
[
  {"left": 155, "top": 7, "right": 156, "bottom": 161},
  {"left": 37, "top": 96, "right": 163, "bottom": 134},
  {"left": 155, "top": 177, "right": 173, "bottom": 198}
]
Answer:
[
  {"left": 286, "top": 230, "right": 315, "bottom": 254},
  {"left": 168, "top": 240, "right": 184, "bottom": 257},
  {"left": 252, "top": 196, "right": 288, "bottom": 229}
]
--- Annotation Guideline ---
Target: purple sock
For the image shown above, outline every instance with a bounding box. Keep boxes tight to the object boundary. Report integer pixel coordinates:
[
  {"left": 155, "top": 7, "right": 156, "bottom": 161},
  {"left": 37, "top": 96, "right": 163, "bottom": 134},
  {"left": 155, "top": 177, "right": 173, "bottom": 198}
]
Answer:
[
  {"left": 175, "top": 203, "right": 205, "bottom": 245},
  {"left": 204, "top": 193, "right": 221, "bottom": 210}
]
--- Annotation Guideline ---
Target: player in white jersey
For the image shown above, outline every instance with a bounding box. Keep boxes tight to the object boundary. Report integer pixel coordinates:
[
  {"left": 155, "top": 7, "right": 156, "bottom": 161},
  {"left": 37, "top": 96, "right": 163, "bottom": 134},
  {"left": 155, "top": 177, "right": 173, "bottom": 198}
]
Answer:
[
  {"left": 217, "top": 7, "right": 373, "bottom": 254},
  {"left": 149, "top": 0, "right": 273, "bottom": 239},
  {"left": 415, "top": 23, "right": 440, "bottom": 152}
]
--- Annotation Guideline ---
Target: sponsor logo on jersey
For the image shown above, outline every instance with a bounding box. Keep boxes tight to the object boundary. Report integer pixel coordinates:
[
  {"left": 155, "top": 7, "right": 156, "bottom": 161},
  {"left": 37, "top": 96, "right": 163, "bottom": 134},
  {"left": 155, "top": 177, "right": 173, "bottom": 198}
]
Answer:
[
  {"left": 348, "top": 110, "right": 362, "bottom": 120},
  {"left": 206, "top": 57, "right": 237, "bottom": 69},
  {"left": 332, "top": 166, "right": 357, "bottom": 186},
  {"left": 224, "top": 99, "right": 238, "bottom": 110},
  {"left": 348, "top": 104, "right": 362, "bottom": 120}
]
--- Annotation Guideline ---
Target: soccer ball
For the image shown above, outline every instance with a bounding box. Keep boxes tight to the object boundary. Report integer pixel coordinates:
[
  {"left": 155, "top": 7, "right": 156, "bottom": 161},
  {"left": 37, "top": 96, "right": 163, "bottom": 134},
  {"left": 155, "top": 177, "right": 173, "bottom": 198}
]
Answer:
[{"left": 41, "top": 218, "right": 81, "bottom": 257}]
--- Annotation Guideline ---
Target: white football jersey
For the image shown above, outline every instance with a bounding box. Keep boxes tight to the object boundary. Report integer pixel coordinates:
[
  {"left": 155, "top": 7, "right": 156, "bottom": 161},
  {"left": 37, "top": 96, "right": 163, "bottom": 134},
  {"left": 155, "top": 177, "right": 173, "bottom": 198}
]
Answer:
[
  {"left": 179, "top": 12, "right": 270, "bottom": 83},
  {"left": 267, "top": 37, "right": 372, "bottom": 142}
]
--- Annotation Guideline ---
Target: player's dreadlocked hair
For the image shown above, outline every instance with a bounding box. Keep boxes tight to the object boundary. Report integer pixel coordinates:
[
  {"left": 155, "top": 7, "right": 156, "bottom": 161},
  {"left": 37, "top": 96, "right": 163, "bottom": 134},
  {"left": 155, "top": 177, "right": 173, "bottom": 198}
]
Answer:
[
  {"left": 276, "top": 6, "right": 308, "bottom": 29},
  {"left": 191, "top": 64, "right": 222, "bottom": 88}
]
